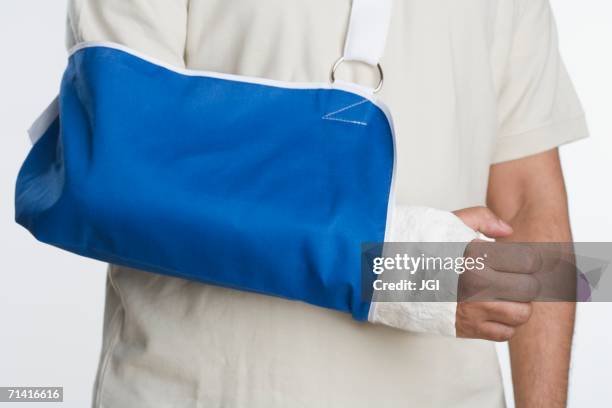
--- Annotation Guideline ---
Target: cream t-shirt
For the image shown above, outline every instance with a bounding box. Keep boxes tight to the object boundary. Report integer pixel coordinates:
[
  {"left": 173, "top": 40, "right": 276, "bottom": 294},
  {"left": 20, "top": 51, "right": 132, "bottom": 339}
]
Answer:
[{"left": 66, "top": 0, "right": 588, "bottom": 406}]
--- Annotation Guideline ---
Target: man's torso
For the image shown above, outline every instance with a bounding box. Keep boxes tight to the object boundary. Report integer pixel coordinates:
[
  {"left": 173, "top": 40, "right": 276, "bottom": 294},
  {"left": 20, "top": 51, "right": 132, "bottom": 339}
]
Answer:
[{"left": 69, "top": 0, "right": 515, "bottom": 406}]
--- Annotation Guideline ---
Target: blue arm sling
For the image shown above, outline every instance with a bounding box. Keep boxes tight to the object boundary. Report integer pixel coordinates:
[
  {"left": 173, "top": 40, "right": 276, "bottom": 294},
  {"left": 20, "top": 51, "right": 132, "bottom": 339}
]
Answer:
[{"left": 15, "top": 1, "right": 396, "bottom": 322}]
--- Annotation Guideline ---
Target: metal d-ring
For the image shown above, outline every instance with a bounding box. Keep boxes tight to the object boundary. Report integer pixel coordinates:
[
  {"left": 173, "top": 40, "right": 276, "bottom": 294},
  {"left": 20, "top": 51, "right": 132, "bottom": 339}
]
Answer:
[{"left": 330, "top": 57, "right": 384, "bottom": 93}]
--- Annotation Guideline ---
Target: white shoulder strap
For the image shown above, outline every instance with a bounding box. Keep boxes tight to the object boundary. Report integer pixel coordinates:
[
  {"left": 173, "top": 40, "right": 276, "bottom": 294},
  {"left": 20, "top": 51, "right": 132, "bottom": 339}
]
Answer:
[{"left": 343, "top": 0, "right": 393, "bottom": 66}]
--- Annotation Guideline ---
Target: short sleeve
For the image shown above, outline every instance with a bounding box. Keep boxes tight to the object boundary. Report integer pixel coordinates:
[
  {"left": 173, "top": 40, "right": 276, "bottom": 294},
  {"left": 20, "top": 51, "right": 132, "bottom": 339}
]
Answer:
[{"left": 492, "top": 0, "right": 588, "bottom": 164}]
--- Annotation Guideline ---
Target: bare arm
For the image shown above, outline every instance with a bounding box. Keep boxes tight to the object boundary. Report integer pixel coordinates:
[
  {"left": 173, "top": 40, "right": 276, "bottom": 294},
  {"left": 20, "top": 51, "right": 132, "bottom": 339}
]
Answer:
[{"left": 487, "top": 148, "right": 575, "bottom": 407}]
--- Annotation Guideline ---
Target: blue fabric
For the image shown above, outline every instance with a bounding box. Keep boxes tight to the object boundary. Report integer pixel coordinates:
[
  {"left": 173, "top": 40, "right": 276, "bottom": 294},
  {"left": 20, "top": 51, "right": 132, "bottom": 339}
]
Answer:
[{"left": 15, "top": 46, "right": 394, "bottom": 321}]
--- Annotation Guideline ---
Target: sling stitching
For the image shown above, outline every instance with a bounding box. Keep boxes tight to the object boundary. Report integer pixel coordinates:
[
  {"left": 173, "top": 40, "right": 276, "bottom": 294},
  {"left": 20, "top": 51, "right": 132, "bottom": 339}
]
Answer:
[{"left": 322, "top": 99, "right": 369, "bottom": 126}]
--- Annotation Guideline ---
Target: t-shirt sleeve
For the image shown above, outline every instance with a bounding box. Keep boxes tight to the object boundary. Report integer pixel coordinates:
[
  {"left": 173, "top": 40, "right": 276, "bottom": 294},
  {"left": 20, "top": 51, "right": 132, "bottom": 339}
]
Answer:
[{"left": 492, "top": 0, "right": 588, "bottom": 164}]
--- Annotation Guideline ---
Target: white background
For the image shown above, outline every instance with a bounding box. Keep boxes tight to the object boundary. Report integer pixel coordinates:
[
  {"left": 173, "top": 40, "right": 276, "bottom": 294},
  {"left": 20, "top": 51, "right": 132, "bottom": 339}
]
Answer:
[{"left": 0, "top": 1, "right": 610, "bottom": 407}]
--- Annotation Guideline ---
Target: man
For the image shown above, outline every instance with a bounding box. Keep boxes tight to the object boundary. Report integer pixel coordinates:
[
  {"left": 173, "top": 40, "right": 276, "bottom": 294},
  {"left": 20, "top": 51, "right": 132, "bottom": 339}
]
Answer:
[{"left": 66, "top": 0, "right": 587, "bottom": 406}]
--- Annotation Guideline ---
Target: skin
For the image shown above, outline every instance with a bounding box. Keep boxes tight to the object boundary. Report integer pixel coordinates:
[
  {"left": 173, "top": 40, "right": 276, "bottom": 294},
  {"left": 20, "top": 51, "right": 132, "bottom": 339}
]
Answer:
[
  {"left": 453, "top": 207, "right": 539, "bottom": 341},
  {"left": 449, "top": 149, "right": 573, "bottom": 407},
  {"left": 487, "top": 148, "right": 575, "bottom": 408}
]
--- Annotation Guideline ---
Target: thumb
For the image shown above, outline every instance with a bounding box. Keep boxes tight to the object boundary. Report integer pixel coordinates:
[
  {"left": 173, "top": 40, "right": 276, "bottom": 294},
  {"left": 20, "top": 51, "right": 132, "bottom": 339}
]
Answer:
[{"left": 453, "top": 207, "right": 513, "bottom": 238}]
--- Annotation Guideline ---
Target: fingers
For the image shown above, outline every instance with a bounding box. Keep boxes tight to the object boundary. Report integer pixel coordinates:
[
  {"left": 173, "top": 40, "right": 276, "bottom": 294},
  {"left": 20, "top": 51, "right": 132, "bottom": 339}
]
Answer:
[
  {"left": 453, "top": 206, "right": 513, "bottom": 238},
  {"left": 456, "top": 301, "right": 532, "bottom": 341},
  {"left": 454, "top": 207, "right": 542, "bottom": 275},
  {"left": 458, "top": 267, "right": 540, "bottom": 302},
  {"left": 466, "top": 241, "right": 542, "bottom": 274},
  {"left": 488, "top": 269, "right": 540, "bottom": 301},
  {"left": 476, "top": 321, "right": 516, "bottom": 342},
  {"left": 483, "top": 301, "right": 532, "bottom": 327}
]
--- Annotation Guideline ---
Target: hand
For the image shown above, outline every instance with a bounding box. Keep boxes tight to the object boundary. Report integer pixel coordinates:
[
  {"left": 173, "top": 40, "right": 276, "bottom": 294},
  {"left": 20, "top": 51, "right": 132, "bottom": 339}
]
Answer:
[{"left": 453, "top": 207, "right": 541, "bottom": 341}]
